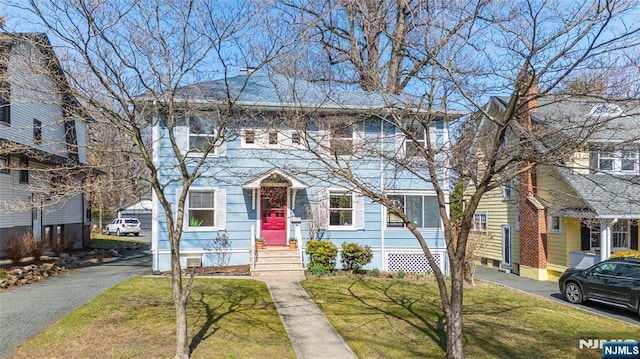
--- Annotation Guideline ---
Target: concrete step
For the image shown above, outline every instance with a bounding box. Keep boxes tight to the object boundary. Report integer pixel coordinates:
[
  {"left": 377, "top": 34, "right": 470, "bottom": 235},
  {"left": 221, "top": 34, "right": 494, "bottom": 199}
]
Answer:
[
  {"left": 251, "top": 268, "right": 306, "bottom": 277},
  {"left": 251, "top": 246, "right": 305, "bottom": 277}
]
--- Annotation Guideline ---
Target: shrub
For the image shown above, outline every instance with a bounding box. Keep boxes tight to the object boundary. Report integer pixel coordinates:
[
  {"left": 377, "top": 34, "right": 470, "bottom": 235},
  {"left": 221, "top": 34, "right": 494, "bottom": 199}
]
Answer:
[
  {"left": 340, "top": 242, "right": 373, "bottom": 273},
  {"left": 22, "top": 231, "right": 45, "bottom": 262},
  {"left": 204, "top": 231, "right": 232, "bottom": 267},
  {"left": 4, "top": 233, "right": 24, "bottom": 265},
  {"left": 306, "top": 240, "right": 338, "bottom": 272},
  {"left": 397, "top": 269, "right": 406, "bottom": 279},
  {"left": 610, "top": 250, "right": 640, "bottom": 259},
  {"left": 368, "top": 268, "right": 380, "bottom": 277},
  {"left": 310, "top": 264, "right": 328, "bottom": 276}
]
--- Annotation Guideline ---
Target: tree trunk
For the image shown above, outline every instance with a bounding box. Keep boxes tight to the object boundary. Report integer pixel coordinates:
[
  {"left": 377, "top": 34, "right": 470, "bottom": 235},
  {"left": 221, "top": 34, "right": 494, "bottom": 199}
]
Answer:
[
  {"left": 171, "top": 236, "right": 190, "bottom": 359},
  {"left": 445, "top": 258, "right": 465, "bottom": 359}
]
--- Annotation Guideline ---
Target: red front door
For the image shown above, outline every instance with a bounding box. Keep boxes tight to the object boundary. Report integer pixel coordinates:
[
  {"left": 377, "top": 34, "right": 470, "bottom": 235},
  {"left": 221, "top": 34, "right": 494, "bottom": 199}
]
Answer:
[{"left": 260, "top": 186, "right": 287, "bottom": 246}]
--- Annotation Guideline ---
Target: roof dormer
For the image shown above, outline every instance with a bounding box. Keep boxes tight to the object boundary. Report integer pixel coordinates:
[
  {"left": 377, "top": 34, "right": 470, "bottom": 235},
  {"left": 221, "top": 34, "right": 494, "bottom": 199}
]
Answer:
[{"left": 587, "top": 103, "right": 624, "bottom": 117}]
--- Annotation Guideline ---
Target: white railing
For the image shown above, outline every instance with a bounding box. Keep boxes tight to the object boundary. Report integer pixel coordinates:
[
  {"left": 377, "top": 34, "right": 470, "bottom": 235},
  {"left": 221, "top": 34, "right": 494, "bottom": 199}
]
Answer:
[
  {"left": 294, "top": 223, "right": 304, "bottom": 268},
  {"left": 250, "top": 224, "right": 256, "bottom": 270}
]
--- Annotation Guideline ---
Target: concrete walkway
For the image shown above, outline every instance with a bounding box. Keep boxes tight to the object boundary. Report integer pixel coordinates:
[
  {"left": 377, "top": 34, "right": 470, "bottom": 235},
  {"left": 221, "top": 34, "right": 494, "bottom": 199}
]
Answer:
[{"left": 260, "top": 275, "right": 358, "bottom": 359}]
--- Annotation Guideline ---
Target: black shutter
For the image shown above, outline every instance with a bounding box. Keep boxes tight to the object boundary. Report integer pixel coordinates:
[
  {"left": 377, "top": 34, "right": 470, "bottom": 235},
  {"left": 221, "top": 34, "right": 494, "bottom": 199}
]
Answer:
[
  {"left": 631, "top": 222, "right": 638, "bottom": 250},
  {"left": 581, "top": 221, "right": 591, "bottom": 250}
]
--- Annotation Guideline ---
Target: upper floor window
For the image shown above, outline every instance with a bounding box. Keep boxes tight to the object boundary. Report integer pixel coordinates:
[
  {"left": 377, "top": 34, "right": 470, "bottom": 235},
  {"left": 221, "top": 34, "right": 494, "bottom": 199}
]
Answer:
[
  {"left": 19, "top": 158, "right": 29, "bottom": 184},
  {"left": 33, "top": 120, "right": 42, "bottom": 145},
  {"left": 241, "top": 128, "right": 304, "bottom": 148},
  {"left": 502, "top": 181, "right": 514, "bottom": 201},
  {"left": 188, "top": 116, "right": 217, "bottom": 152},
  {"left": 330, "top": 124, "right": 353, "bottom": 156},
  {"left": 0, "top": 81, "right": 10, "bottom": 125},
  {"left": 472, "top": 212, "right": 487, "bottom": 232},
  {"left": 597, "top": 150, "right": 639, "bottom": 173},
  {"left": 405, "top": 125, "right": 426, "bottom": 157},
  {"left": 329, "top": 191, "right": 353, "bottom": 227},
  {"left": 268, "top": 131, "right": 278, "bottom": 145},
  {"left": 0, "top": 156, "right": 9, "bottom": 174},
  {"left": 588, "top": 103, "right": 624, "bottom": 117},
  {"left": 245, "top": 130, "right": 256, "bottom": 144},
  {"left": 387, "top": 194, "right": 440, "bottom": 229}
]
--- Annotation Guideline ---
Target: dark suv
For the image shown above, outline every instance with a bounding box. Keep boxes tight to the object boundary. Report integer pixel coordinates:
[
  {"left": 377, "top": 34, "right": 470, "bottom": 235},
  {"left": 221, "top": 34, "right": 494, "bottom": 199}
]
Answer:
[{"left": 559, "top": 257, "right": 640, "bottom": 316}]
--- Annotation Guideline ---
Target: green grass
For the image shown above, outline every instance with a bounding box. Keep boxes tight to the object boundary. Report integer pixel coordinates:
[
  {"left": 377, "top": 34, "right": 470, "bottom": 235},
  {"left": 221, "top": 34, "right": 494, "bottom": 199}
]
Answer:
[
  {"left": 89, "top": 235, "right": 146, "bottom": 249},
  {"left": 9, "top": 274, "right": 639, "bottom": 359},
  {"left": 9, "top": 277, "right": 295, "bottom": 359},
  {"left": 301, "top": 276, "right": 640, "bottom": 359}
]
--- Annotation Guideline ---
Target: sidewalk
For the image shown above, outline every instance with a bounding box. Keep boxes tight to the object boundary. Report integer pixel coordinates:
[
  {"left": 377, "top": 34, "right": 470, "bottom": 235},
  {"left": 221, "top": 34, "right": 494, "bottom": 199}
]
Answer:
[{"left": 260, "top": 275, "right": 358, "bottom": 359}]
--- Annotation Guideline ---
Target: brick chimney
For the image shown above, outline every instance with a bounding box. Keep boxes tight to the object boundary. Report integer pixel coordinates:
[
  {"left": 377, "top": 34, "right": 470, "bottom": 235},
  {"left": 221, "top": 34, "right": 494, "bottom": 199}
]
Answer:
[{"left": 517, "top": 72, "right": 548, "bottom": 279}]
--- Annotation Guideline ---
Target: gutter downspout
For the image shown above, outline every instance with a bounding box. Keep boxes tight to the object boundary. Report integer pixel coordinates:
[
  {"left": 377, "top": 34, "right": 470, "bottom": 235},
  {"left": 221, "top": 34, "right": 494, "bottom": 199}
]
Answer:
[
  {"left": 380, "top": 117, "right": 386, "bottom": 270},
  {"left": 151, "top": 101, "right": 160, "bottom": 274}
]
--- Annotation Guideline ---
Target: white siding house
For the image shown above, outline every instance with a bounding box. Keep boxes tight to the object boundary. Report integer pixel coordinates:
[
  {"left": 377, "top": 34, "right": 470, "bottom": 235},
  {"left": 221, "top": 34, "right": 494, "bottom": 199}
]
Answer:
[{"left": 0, "top": 33, "right": 92, "bottom": 255}]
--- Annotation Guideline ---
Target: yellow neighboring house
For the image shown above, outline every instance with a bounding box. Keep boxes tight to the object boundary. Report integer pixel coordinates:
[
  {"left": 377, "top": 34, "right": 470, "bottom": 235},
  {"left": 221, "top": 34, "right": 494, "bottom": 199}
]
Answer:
[{"left": 473, "top": 96, "right": 640, "bottom": 282}]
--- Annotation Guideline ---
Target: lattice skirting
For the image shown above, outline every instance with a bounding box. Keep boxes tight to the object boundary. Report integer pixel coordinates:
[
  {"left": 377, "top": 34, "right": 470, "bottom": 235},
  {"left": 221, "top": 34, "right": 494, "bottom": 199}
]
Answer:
[{"left": 387, "top": 250, "right": 448, "bottom": 275}]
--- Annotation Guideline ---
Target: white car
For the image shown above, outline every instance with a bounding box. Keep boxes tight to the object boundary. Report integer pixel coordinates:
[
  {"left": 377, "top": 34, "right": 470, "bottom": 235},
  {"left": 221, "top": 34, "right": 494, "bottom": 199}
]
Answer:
[{"left": 106, "top": 218, "right": 141, "bottom": 236}]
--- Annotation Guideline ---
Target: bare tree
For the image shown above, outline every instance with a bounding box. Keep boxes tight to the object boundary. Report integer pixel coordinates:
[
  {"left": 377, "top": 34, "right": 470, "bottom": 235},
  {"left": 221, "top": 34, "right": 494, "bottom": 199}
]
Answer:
[
  {"left": 280, "top": 1, "right": 640, "bottom": 358},
  {"left": 14, "top": 1, "right": 291, "bottom": 358}
]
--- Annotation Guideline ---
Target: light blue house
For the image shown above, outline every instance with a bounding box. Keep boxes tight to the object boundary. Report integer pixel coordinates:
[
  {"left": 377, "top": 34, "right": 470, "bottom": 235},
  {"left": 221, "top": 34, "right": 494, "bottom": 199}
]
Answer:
[{"left": 150, "top": 69, "right": 460, "bottom": 274}]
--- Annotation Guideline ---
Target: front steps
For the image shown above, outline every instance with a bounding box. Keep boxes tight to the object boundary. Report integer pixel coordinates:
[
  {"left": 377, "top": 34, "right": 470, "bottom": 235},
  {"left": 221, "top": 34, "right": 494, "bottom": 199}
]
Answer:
[{"left": 251, "top": 246, "right": 305, "bottom": 277}]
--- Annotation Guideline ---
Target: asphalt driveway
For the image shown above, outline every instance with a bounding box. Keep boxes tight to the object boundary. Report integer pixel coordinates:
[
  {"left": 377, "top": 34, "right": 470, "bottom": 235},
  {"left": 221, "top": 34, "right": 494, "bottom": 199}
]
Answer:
[
  {"left": 0, "top": 248, "right": 151, "bottom": 358},
  {"left": 474, "top": 265, "right": 640, "bottom": 326}
]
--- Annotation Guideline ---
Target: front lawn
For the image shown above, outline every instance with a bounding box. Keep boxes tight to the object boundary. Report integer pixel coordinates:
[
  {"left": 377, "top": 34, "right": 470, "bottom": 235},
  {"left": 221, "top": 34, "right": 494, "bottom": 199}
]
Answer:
[
  {"left": 301, "top": 276, "right": 640, "bottom": 359},
  {"left": 9, "top": 277, "right": 295, "bottom": 359}
]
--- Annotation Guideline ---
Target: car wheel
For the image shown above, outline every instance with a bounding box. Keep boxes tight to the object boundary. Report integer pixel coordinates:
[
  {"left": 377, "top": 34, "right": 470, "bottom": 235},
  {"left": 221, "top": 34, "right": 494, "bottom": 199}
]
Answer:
[
  {"left": 116, "top": 229, "right": 121, "bottom": 237},
  {"left": 134, "top": 233, "right": 139, "bottom": 237},
  {"left": 564, "top": 282, "right": 583, "bottom": 304}
]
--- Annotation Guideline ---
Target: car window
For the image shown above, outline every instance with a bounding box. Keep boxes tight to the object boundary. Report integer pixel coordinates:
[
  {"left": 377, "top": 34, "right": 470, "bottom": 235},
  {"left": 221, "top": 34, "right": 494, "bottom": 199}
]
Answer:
[
  {"left": 124, "top": 219, "right": 139, "bottom": 224},
  {"left": 616, "top": 263, "right": 640, "bottom": 278},
  {"left": 590, "top": 262, "right": 617, "bottom": 276}
]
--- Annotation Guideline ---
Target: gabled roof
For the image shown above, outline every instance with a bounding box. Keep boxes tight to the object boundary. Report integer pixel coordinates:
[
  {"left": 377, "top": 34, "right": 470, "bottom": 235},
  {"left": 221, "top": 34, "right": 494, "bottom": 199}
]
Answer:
[
  {"left": 242, "top": 168, "right": 308, "bottom": 190},
  {"left": 172, "top": 70, "right": 462, "bottom": 117},
  {"left": 485, "top": 95, "right": 640, "bottom": 218},
  {"left": 492, "top": 96, "right": 640, "bottom": 143}
]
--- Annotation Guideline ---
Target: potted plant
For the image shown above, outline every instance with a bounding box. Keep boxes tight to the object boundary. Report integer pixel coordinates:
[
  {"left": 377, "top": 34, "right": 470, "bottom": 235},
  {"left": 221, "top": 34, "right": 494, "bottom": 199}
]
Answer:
[
  {"left": 289, "top": 237, "right": 298, "bottom": 249},
  {"left": 255, "top": 237, "right": 265, "bottom": 249}
]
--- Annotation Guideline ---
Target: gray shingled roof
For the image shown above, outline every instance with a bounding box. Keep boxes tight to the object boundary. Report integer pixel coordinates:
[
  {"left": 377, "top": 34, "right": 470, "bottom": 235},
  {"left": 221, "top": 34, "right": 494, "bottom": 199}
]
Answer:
[
  {"left": 495, "top": 96, "right": 640, "bottom": 142},
  {"left": 492, "top": 95, "right": 640, "bottom": 218},
  {"left": 174, "top": 70, "right": 457, "bottom": 115},
  {"left": 556, "top": 167, "right": 640, "bottom": 218}
]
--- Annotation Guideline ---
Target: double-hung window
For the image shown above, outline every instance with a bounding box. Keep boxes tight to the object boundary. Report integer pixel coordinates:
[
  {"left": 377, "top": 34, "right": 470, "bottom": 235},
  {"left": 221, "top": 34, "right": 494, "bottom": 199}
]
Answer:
[
  {"left": 188, "top": 116, "right": 217, "bottom": 152},
  {"left": 187, "top": 190, "right": 216, "bottom": 228},
  {"left": 549, "top": 215, "right": 562, "bottom": 233},
  {"left": 612, "top": 220, "right": 629, "bottom": 250},
  {"left": 472, "top": 212, "right": 487, "bottom": 232},
  {"left": 19, "top": 158, "right": 29, "bottom": 184},
  {"left": 405, "top": 125, "right": 426, "bottom": 157},
  {"left": 0, "top": 81, "right": 10, "bottom": 125},
  {"left": 0, "top": 156, "right": 9, "bottom": 174},
  {"left": 387, "top": 194, "right": 440, "bottom": 229},
  {"left": 598, "top": 150, "right": 639, "bottom": 174},
  {"left": 34, "top": 119, "right": 42, "bottom": 145},
  {"left": 329, "top": 191, "right": 353, "bottom": 226},
  {"left": 330, "top": 124, "right": 353, "bottom": 156}
]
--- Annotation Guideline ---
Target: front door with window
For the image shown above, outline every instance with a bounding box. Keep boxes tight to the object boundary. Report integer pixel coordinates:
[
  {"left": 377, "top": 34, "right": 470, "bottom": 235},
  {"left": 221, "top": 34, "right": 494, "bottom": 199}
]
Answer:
[
  {"left": 260, "top": 186, "right": 287, "bottom": 246},
  {"left": 502, "top": 225, "right": 512, "bottom": 269}
]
